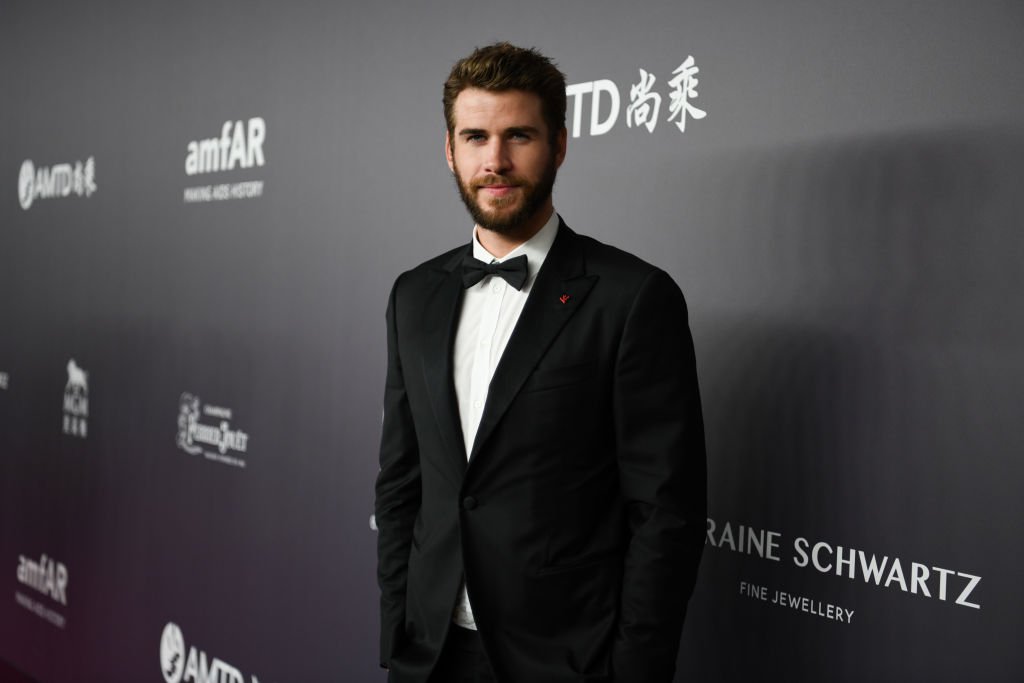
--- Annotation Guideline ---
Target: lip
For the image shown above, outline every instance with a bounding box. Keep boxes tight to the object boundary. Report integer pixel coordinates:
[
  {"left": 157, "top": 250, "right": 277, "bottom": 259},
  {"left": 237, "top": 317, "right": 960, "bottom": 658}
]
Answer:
[{"left": 479, "top": 185, "right": 517, "bottom": 197}]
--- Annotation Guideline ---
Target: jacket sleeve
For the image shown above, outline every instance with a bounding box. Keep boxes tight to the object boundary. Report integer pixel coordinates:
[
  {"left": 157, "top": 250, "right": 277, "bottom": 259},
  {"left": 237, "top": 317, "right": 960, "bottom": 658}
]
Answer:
[
  {"left": 375, "top": 275, "right": 422, "bottom": 669},
  {"left": 611, "top": 268, "right": 707, "bottom": 683}
]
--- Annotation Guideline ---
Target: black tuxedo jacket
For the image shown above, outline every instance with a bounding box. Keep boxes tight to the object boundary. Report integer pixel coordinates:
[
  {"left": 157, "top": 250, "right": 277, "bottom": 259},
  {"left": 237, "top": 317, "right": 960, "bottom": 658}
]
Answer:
[{"left": 375, "top": 221, "right": 706, "bottom": 683}]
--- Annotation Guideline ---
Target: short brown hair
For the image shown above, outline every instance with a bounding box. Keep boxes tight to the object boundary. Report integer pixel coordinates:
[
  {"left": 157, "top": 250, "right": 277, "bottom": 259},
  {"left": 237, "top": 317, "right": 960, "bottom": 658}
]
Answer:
[{"left": 443, "top": 42, "right": 567, "bottom": 146}]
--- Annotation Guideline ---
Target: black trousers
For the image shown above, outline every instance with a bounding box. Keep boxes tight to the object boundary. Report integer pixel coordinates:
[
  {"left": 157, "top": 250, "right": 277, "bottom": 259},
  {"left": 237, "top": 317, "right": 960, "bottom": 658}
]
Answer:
[{"left": 427, "top": 625, "right": 497, "bottom": 683}]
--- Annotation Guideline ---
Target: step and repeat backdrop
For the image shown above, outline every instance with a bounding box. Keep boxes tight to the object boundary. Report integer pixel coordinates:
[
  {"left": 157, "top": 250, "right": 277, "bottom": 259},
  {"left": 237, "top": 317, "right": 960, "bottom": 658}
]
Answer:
[{"left": 2, "top": 1, "right": 1022, "bottom": 681}]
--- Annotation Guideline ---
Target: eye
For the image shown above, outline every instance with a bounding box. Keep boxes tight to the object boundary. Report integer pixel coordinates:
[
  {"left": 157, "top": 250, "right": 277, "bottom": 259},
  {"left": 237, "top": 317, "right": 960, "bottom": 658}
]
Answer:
[
  {"left": 509, "top": 131, "right": 531, "bottom": 141},
  {"left": 465, "top": 134, "right": 486, "bottom": 143}
]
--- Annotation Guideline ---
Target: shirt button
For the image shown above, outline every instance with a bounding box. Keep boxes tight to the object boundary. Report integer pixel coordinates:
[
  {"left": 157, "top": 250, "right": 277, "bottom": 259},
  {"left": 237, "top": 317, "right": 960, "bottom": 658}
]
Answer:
[
  {"left": 491, "top": 282, "right": 502, "bottom": 294},
  {"left": 473, "top": 400, "right": 483, "bottom": 408},
  {"left": 462, "top": 496, "right": 478, "bottom": 510},
  {"left": 480, "top": 338, "right": 489, "bottom": 347}
]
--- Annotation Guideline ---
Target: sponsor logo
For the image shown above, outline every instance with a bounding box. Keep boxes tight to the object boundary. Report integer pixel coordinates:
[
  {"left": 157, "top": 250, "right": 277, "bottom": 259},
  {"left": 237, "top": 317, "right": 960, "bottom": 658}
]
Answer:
[
  {"left": 62, "top": 359, "right": 88, "bottom": 439},
  {"left": 176, "top": 393, "right": 250, "bottom": 468},
  {"left": 0, "top": 371, "right": 8, "bottom": 390},
  {"left": 706, "top": 516, "right": 982, "bottom": 624},
  {"left": 160, "top": 622, "right": 265, "bottom": 683},
  {"left": 738, "top": 581, "right": 855, "bottom": 624},
  {"left": 15, "top": 553, "right": 69, "bottom": 628},
  {"left": 16, "top": 554, "right": 68, "bottom": 605},
  {"left": 183, "top": 117, "right": 266, "bottom": 203},
  {"left": 566, "top": 56, "right": 706, "bottom": 138},
  {"left": 18, "top": 157, "right": 97, "bottom": 210}
]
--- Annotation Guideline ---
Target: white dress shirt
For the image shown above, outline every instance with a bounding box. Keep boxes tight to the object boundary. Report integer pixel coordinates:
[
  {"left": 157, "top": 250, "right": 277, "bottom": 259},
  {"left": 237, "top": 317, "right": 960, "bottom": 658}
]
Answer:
[{"left": 451, "top": 210, "right": 560, "bottom": 629}]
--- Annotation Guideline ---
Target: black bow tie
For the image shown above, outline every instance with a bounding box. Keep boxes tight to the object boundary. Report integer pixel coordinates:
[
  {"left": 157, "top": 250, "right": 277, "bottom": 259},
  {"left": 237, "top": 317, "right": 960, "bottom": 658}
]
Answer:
[{"left": 461, "top": 254, "right": 529, "bottom": 291}]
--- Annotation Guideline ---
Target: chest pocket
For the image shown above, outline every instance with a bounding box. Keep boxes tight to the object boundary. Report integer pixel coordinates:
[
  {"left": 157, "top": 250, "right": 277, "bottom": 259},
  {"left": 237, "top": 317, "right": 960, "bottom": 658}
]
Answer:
[{"left": 519, "top": 359, "right": 597, "bottom": 394}]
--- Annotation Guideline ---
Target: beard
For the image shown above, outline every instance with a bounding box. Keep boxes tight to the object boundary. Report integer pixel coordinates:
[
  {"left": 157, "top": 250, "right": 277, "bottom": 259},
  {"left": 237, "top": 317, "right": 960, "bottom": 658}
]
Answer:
[{"left": 452, "top": 155, "right": 558, "bottom": 235}]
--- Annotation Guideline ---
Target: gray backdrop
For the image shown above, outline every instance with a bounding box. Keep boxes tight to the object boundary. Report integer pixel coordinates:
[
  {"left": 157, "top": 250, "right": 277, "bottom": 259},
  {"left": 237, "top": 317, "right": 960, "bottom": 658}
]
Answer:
[{"left": 2, "top": 1, "right": 1022, "bottom": 681}]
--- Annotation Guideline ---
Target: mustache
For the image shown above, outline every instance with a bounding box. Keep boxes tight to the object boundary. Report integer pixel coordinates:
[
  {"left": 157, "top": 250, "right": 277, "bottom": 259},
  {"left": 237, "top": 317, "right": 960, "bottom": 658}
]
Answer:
[{"left": 472, "top": 175, "right": 524, "bottom": 189}]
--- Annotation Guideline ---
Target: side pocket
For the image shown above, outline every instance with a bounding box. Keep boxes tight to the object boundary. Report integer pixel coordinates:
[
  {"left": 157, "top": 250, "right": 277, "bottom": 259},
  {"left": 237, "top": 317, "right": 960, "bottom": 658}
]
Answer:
[{"left": 536, "top": 548, "right": 619, "bottom": 576}]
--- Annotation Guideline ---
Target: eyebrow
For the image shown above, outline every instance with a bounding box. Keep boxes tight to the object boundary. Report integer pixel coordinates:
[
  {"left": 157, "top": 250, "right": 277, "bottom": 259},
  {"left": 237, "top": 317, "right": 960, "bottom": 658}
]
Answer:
[
  {"left": 506, "top": 126, "right": 541, "bottom": 137},
  {"left": 457, "top": 126, "right": 542, "bottom": 137}
]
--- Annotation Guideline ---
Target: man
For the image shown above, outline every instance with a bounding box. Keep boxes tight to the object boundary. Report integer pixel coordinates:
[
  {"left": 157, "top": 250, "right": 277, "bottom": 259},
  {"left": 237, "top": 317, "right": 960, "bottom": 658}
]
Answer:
[{"left": 376, "top": 43, "right": 706, "bottom": 683}]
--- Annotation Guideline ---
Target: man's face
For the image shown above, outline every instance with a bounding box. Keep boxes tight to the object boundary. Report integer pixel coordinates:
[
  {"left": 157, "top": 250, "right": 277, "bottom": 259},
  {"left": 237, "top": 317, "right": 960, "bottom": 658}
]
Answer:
[{"left": 446, "top": 88, "right": 566, "bottom": 235}]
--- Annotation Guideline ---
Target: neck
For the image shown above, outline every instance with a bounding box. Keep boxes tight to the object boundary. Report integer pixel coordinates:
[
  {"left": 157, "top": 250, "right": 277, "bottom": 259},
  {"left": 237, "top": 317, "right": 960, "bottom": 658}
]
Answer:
[{"left": 476, "top": 203, "right": 554, "bottom": 260}]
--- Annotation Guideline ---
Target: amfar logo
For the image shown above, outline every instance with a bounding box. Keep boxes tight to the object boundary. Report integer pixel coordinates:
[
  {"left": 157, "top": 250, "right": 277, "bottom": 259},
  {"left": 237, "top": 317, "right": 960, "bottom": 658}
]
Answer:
[
  {"left": 18, "top": 157, "right": 97, "bottom": 210},
  {"left": 176, "top": 393, "right": 250, "bottom": 468},
  {"left": 160, "top": 622, "right": 263, "bottom": 683},
  {"left": 14, "top": 553, "right": 68, "bottom": 628},
  {"left": 566, "top": 56, "right": 706, "bottom": 138},
  {"left": 183, "top": 117, "right": 266, "bottom": 203},
  {"left": 62, "top": 359, "right": 88, "bottom": 438},
  {"left": 16, "top": 554, "right": 68, "bottom": 605}
]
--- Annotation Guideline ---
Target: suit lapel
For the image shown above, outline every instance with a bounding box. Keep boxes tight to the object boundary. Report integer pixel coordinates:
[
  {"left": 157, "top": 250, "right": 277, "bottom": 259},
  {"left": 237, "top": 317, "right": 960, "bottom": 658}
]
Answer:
[
  {"left": 420, "top": 247, "right": 470, "bottom": 474},
  {"left": 469, "top": 223, "right": 598, "bottom": 463}
]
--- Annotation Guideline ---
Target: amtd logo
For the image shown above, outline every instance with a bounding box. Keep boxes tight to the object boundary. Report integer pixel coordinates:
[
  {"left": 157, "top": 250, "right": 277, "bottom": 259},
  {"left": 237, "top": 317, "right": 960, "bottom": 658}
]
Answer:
[
  {"left": 565, "top": 56, "right": 706, "bottom": 138},
  {"left": 18, "top": 157, "right": 97, "bottom": 210},
  {"left": 160, "top": 622, "right": 262, "bottom": 683}
]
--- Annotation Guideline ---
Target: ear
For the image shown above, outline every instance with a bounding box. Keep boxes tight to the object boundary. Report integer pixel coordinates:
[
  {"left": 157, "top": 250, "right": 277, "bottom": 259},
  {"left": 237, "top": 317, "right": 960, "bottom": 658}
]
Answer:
[
  {"left": 554, "top": 127, "right": 567, "bottom": 169},
  {"left": 445, "top": 130, "right": 455, "bottom": 172}
]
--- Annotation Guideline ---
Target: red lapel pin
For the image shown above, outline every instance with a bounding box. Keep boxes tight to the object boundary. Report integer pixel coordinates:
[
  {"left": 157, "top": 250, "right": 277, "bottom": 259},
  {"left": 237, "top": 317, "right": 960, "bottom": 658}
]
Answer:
[{"left": 559, "top": 293, "right": 570, "bottom": 304}]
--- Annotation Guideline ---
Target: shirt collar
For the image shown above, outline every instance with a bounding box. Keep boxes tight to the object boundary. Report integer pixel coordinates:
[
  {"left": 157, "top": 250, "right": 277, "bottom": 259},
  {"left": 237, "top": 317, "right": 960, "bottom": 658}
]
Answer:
[{"left": 471, "top": 210, "right": 560, "bottom": 289}]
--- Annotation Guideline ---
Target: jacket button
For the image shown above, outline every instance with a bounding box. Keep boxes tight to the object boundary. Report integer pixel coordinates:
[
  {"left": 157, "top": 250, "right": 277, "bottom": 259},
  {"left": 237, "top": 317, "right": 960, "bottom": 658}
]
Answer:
[{"left": 462, "top": 496, "right": 478, "bottom": 510}]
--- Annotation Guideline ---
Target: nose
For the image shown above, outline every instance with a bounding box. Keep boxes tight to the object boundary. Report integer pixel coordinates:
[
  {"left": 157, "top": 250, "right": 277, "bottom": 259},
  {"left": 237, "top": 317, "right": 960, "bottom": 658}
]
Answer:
[{"left": 482, "top": 138, "right": 511, "bottom": 175}]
